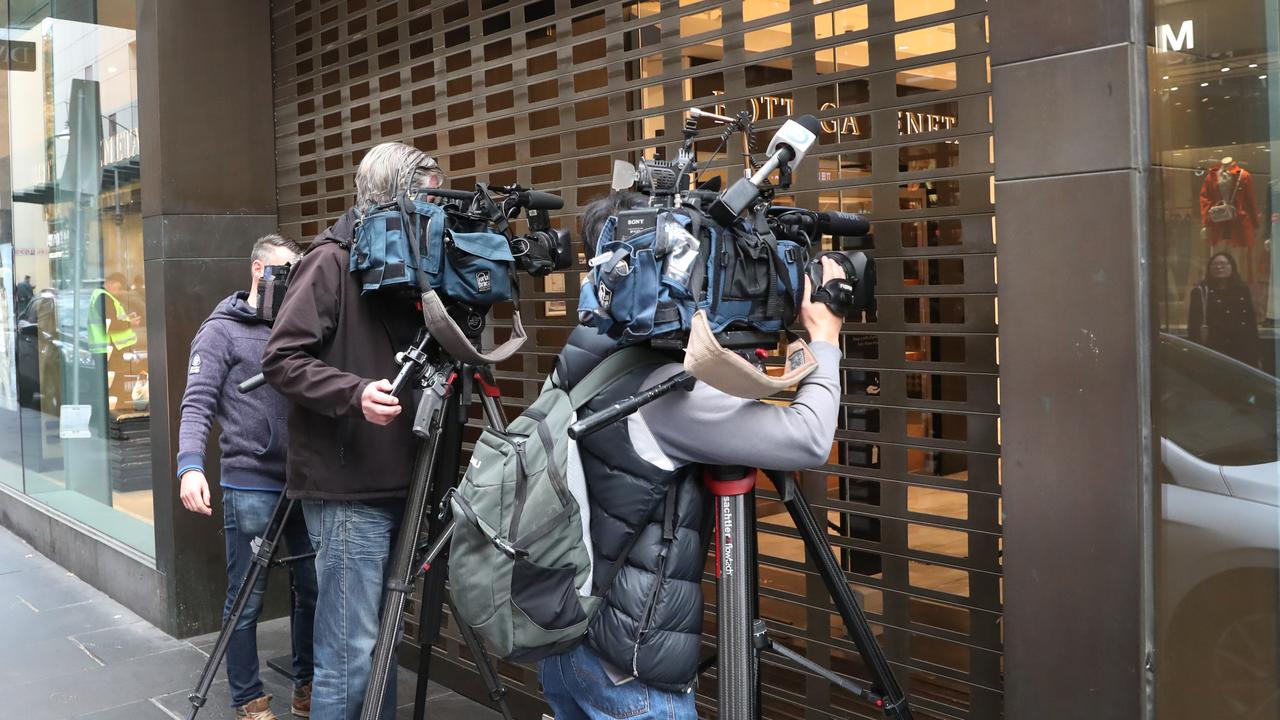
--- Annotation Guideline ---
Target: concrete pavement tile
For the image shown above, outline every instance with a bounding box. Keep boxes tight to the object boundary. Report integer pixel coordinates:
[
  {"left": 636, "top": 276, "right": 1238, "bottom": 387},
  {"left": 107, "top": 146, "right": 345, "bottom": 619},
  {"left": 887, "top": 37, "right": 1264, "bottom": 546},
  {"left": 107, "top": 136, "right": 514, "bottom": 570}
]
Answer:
[
  {"left": 0, "top": 596, "right": 142, "bottom": 646},
  {"left": 5, "top": 646, "right": 207, "bottom": 720},
  {"left": 73, "top": 699, "right": 173, "bottom": 720},
  {"left": 0, "top": 562, "right": 96, "bottom": 605},
  {"left": 72, "top": 621, "right": 188, "bottom": 666},
  {"left": 0, "top": 634, "right": 103, "bottom": 686},
  {"left": 153, "top": 680, "right": 237, "bottom": 719},
  {"left": 395, "top": 690, "right": 501, "bottom": 720}
]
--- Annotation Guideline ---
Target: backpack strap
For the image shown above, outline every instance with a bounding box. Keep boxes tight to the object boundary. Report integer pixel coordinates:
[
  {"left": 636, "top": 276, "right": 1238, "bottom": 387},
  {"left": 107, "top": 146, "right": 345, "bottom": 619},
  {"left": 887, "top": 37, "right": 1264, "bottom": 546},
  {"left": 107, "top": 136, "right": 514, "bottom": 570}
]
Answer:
[{"left": 566, "top": 346, "right": 669, "bottom": 410}]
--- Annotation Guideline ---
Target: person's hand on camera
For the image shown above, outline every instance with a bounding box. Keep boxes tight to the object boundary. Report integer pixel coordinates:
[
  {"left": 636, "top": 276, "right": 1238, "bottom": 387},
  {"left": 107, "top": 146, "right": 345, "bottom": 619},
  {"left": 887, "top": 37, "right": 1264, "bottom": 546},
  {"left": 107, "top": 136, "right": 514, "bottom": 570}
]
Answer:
[
  {"left": 801, "top": 256, "right": 845, "bottom": 346},
  {"left": 361, "top": 379, "right": 401, "bottom": 425},
  {"left": 179, "top": 470, "right": 212, "bottom": 515}
]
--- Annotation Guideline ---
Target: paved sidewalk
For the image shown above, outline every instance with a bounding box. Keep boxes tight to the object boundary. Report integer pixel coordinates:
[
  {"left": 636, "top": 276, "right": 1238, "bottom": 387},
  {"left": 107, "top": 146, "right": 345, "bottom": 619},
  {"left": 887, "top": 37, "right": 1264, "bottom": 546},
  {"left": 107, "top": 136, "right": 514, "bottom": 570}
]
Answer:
[{"left": 0, "top": 525, "right": 496, "bottom": 720}]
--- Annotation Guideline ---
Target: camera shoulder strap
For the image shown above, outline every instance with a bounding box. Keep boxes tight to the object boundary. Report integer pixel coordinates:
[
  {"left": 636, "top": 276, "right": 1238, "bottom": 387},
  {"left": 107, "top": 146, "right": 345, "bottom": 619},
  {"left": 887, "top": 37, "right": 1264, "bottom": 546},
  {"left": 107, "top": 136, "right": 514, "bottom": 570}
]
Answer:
[{"left": 421, "top": 290, "right": 527, "bottom": 365}]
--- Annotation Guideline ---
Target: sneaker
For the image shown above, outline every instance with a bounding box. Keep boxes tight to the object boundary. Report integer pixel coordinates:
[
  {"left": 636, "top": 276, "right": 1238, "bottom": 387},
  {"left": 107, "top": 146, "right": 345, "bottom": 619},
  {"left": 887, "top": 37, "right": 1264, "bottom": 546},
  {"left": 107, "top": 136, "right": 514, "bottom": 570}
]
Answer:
[
  {"left": 234, "top": 696, "right": 278, "bottom": 720},
  {"left": 292, "top": 683, "right": 312, "bottom": 718}
]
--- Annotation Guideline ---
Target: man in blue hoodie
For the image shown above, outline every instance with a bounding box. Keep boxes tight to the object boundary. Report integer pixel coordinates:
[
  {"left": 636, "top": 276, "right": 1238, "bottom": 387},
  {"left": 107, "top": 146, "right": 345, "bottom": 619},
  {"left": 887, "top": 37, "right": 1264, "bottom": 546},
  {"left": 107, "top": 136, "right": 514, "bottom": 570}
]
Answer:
[{"left": 177, "top": 233, "right": 315, "bottom": 720}]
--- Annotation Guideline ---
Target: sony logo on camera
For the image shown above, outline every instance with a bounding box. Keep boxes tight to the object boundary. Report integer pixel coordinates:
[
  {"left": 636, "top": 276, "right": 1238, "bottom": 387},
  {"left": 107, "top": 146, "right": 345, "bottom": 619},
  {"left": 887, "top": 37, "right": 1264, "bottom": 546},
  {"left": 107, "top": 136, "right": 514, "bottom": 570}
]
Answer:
[{"left": 617, "top": 208, "right": 658, "bottom": 242}]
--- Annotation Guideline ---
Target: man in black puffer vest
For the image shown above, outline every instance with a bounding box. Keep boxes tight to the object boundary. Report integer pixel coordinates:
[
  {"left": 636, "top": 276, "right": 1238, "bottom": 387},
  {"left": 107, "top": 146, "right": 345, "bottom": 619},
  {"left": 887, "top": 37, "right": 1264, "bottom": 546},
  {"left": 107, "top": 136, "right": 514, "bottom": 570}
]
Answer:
[{"left": 538, "top": 195, "right": 847, "bottom": 719}]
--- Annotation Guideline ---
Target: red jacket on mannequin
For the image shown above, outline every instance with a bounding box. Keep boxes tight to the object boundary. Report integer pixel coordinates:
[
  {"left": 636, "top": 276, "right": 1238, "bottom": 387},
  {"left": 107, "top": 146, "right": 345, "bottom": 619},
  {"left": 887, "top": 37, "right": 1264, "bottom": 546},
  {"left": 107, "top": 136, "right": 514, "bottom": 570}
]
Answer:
[{"left": 1200, "top": 161, "right": 1258, "bottom": 248}]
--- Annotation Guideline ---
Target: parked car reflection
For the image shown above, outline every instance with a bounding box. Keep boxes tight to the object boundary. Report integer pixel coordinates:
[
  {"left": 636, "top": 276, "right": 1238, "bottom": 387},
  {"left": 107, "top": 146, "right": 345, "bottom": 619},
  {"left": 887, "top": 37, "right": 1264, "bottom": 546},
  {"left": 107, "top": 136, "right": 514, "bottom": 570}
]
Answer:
[{"left": 1155, "top": 333, "right": 1278, "bottom": 720}]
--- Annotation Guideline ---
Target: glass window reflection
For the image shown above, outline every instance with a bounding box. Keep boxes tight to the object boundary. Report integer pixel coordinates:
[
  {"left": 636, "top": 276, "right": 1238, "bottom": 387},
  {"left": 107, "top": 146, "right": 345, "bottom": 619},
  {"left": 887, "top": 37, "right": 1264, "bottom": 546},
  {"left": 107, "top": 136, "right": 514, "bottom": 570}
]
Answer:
[
  {"left": 2, "top": 2, "right": 152, "bottom": 555},
  {"left": 1148, "top": 0, "right": 1280, "bottom": 717}
]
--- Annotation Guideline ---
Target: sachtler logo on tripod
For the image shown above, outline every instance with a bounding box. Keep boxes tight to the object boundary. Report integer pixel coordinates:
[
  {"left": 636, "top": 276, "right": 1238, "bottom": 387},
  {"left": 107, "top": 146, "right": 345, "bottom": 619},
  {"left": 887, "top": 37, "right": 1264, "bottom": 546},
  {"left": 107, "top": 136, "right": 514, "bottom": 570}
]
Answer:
[{"left": 720, "top": 498, "right": 735, "bottom": 577}]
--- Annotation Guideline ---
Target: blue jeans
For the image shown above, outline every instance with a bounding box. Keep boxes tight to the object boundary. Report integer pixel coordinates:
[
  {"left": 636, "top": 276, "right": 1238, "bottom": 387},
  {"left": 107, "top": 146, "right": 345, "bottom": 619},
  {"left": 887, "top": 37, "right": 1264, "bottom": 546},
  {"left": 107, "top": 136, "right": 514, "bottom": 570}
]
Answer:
[
  {"left": 222, "top": 488, "right": 318, "bottom": 707},
  {"left": 303, "top": 499, "right": 404, "bottom": 720},
  {"left": 539, "top": 644, "right": 698, "bottom": 720}
]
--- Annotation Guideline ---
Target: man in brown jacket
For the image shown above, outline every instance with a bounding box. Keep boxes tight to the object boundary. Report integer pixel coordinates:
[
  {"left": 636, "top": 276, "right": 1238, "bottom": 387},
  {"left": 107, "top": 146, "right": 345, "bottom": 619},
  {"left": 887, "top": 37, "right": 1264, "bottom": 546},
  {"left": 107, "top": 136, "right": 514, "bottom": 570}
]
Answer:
[{"left": 262, "top": 142, "right": 444, "bottom": 720}]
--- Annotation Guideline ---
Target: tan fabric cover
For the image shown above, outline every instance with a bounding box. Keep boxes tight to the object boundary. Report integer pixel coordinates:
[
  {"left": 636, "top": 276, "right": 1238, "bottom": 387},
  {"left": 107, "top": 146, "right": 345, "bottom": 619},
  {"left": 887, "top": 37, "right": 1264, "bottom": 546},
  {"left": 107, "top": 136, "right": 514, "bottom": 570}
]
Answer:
[{"left": 682, "top": 310, "right": 817, "bottom": 399}]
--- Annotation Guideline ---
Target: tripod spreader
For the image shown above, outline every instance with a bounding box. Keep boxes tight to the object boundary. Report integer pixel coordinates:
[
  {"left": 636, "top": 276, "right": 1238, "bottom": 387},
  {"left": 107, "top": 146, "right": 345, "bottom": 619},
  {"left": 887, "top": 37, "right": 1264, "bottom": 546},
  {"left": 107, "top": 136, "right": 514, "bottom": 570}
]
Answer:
[
  {"left": 411, "top": 518, "right": 455, "bottom": 582},
  {"left": 753, "top": 620, "right": 889, "bottom": 710}
]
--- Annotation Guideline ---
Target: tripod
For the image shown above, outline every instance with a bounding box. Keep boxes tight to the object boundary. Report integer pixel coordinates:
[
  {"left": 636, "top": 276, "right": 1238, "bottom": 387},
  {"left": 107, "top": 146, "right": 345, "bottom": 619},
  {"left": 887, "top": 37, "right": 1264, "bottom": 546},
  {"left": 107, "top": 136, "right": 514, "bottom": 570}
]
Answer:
[
  {"left": 185, "top": 492, "right": 316, "bottom": 720},
  {"left": 359, "top": 332, "right": 515, "bottom": 720},
  {"left": 569, "top": 371, "right": 913, "bottom": 720}
]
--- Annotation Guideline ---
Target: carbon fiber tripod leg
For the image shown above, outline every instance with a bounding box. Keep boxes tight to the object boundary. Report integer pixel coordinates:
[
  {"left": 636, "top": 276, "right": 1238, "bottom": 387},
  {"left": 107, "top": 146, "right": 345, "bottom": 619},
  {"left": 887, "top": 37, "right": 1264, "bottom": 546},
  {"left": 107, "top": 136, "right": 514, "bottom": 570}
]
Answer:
[
  {"left": 715, "top": 488, "right": 759, "bottom": 720},
  {"left": 185, "top": 493, "right": 294, "bottom": 720},
  {"left": 768, "top": 471, "right": 913, "bottom": 720},
  {"left": 359, "top": 381, "right": 456, "bottom": 720}
]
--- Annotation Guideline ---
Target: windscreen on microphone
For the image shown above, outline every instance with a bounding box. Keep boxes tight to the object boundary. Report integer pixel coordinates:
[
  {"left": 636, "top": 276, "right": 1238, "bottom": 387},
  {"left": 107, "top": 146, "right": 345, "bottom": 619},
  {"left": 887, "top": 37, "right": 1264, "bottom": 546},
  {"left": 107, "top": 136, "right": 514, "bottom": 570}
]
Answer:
[
  {"left": 814, "top": 211, "right": 869, "bottom": 237},
  {"left": 772, "top": 209, "right": 870, "bottom": 237},
  {"left": 423, "top": 188, "right": 475, "bottom": 202},
  {"left": 518, "top": 190, "right": 565, "bottom": 210},
  {"left": 795, "top": 114, "right": 821, "bottom": 138}
]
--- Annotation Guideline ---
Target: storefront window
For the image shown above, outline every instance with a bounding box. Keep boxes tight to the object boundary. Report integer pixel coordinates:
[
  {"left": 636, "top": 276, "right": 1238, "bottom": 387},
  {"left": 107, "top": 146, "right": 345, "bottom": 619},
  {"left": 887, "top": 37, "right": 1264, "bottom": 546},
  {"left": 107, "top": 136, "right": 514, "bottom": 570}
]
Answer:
[
  {"left": 0, "top": 1, "right": 150, "bottom": 556},
  {"left": 1148, "top": 0, "right": 1280, "bottom": 717}
]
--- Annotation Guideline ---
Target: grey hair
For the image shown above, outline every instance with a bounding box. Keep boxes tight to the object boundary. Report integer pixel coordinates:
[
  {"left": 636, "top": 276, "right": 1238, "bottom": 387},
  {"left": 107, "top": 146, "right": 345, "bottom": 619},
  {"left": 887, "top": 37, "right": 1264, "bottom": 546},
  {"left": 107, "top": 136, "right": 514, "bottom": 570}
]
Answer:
[
  {"left": 251, "top": 233, "right": 302, "bottom": 264},
  {"left": 355, "top": 142, "right": 444, "bottom": 209}
]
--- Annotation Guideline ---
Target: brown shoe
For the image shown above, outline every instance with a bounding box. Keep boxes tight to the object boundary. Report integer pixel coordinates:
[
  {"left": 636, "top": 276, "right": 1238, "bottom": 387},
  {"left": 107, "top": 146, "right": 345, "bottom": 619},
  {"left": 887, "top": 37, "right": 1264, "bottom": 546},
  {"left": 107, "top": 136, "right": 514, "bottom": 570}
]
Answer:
[
  {"left": 234, "top": 695, "right": 278, "bottom": 720},
  {"left": 291, "top": 683, "right": 312, "bottom": 718}
]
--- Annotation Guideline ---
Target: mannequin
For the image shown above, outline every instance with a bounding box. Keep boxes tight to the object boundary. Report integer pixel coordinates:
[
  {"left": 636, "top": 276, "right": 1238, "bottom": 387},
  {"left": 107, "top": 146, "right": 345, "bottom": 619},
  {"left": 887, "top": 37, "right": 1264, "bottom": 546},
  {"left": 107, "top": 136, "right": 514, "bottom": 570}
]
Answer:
[{"left": 1200, "top": 157, "right": 1259, "bottom": 249}]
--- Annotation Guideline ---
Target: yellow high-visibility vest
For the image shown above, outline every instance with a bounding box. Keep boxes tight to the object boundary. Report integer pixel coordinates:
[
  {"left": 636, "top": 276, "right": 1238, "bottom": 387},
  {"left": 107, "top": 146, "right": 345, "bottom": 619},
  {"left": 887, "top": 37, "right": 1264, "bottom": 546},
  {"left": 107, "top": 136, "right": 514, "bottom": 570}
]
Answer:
[{"left": 88, "top": 288, "right": 138, "bottom": 353}]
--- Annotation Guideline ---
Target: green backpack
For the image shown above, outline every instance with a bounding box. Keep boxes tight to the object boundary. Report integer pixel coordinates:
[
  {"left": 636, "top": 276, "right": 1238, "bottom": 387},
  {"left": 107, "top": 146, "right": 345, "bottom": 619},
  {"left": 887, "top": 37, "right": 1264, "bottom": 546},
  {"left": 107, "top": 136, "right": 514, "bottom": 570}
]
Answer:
[{"left": 447, "top": 346, "right": 663, "bottom": 662}]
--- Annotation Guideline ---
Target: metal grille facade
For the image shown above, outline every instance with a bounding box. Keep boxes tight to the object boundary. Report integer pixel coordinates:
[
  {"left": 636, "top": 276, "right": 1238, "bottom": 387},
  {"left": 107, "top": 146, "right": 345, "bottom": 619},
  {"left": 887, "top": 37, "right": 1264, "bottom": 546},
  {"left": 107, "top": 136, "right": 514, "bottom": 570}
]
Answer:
[{"left": 269, "top": 1, "right": 1000, "bottom": 718}]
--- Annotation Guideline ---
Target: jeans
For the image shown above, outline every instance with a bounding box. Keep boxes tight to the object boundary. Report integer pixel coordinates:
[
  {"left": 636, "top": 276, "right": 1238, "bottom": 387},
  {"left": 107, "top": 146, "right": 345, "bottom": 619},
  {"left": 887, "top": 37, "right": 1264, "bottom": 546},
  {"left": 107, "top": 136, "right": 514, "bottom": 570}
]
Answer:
[
  {"left": 222, "top": 488, "right": 318, "bottom": 707},
  {"left": 539, "top": 644, "right": 698, "bottom": 720},
  {"left": 303, "top": 499, "right": 404, "bottom": 720}
]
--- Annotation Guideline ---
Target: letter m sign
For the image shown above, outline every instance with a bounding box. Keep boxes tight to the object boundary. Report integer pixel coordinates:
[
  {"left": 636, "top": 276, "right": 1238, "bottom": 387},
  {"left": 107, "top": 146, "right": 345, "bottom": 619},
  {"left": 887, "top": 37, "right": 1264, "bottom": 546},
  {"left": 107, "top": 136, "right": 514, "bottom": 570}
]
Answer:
[{"left": 1156, "top": 21, "right": 1194, "bottom": 52}]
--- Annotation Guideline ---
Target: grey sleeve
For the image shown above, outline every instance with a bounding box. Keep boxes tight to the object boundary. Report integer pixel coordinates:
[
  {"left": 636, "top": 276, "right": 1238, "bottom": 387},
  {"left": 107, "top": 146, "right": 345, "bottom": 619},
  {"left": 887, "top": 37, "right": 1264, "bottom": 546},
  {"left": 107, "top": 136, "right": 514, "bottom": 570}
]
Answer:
[
  {"left": 176, "top": 323, "right": 230, "bottom": 477},
  {"left": 639, "top": 341, "right": 843, "bottom": 471}
]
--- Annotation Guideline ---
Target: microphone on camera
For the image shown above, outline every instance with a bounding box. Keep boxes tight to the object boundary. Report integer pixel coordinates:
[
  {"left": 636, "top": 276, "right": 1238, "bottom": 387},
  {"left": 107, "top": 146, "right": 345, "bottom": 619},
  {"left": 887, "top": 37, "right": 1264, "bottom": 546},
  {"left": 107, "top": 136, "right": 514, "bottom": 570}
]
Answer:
[
  {"left": 423, "top": 188, "right": 475, "bottom": 202},
  {"left": 709, "top": 114, "right": 821, "bottom": 225},
  {"left": 510, "top": 189, "right": 564, "bottom": 210},
  {"left": 424, "top": 187, "right": 563, "bottom": 210},
  {"left": 773, "top": 210, "right": 869, "bottom": 237}
]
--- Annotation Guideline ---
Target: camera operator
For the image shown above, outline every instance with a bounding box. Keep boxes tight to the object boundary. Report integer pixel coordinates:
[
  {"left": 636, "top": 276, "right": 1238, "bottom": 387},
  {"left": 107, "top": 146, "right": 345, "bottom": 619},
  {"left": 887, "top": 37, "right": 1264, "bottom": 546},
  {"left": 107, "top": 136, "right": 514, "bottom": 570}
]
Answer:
[
  {"left": 538, "top": 195, "right": 847, "bottom": 719},
  {"left": 262, "top": 142, "right": 444, "bottom": 720},
  {"left": 176, "top": 233, "right": 312, "bottom": 720}
]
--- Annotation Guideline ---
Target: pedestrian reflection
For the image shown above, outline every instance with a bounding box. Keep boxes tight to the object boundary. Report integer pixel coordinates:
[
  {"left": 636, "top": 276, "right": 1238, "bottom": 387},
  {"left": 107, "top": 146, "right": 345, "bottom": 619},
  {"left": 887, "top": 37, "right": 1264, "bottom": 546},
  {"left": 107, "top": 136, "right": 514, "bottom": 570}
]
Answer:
[{"left": 1187, "top": 252, "right": 1261, "bottom": 367}]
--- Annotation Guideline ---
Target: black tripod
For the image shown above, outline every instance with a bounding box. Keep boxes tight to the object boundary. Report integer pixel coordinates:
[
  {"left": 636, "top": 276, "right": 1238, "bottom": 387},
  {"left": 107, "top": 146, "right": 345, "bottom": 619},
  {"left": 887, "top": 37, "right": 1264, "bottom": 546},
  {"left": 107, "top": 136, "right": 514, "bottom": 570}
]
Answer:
[
  {"left": 184, "top": 492, "right": 315, "bottom": 720},
  {"left": 569, "top": 372, "right": 913, "bottom": 720},
  {"left": 359, "top": 332, "right": 515, "bottom": 720}
]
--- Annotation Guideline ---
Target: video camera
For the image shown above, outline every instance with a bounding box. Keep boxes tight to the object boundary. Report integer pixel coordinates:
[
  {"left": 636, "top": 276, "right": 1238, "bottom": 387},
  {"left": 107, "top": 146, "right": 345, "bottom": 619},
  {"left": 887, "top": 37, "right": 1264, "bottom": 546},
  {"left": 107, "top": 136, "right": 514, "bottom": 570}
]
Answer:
[
  {"left": 582, "top": 106, "right": 875, "bottom": 350},
  {"left": 422, "top": 183, "right": 573, "bottom": 279},
  {"left": 343, "top": 182, "right": 573, "bottom": 341}
]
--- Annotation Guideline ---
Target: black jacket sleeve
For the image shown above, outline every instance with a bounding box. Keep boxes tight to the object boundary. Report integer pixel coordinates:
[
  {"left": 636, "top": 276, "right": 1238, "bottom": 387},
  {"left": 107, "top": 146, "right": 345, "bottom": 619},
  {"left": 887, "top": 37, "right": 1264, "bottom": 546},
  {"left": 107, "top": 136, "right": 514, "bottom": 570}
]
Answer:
[{"left": 262, "top": 243, "right": 369, "bottom": 418}]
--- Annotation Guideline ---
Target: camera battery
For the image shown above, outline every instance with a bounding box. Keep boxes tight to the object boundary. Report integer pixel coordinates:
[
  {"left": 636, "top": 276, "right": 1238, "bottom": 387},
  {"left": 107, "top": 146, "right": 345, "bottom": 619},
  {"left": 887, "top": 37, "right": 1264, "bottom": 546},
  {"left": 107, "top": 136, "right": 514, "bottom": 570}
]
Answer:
[{"left": 617, "top": 207, "right": 659, "bottom": 242}]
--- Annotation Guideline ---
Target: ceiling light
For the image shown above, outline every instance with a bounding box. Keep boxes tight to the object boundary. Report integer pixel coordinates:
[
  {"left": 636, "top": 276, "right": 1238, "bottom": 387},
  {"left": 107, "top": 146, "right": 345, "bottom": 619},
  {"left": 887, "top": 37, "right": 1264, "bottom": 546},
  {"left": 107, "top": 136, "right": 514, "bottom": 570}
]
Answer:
[
  {"left": 898, "top": 45, "right": 910, "bottom": 50},
  {"left": 1221, "top": 67, "right": 1231, "bottom": 72},
  {"left": 1201, "top": 82, "right": 1210, "bottom": 87},
  {"left": 1261, "top": 74, "right": 1268, "bottom": 79},
  {"left": 1162, "top": 75, "right": 1170, "bottom": 80},
  {"left": 1202, "top": 98, "right": 1209, "bottom": 102},
  {"left": 1170, "top": 86, "right": 1179, "bottom": 91},
  {"left": 1175, "top": 102, "right": 1183, "bottom": 106},
  {"left": 1249, "top": 63, "right": 1259, "bottom": 68}
]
